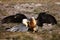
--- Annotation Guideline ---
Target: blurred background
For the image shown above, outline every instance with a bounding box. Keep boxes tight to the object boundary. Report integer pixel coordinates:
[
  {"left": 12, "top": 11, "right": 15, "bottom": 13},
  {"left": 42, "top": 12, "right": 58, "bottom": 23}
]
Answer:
[{"left": 0, "top": 0, "right": 60, "bottom": 40}]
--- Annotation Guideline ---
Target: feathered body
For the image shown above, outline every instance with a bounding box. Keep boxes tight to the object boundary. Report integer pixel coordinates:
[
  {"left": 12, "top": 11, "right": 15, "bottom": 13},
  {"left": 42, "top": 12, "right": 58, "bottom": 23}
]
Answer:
[{"left": 28, "top": 17, "right": 38, "bottom": 32}]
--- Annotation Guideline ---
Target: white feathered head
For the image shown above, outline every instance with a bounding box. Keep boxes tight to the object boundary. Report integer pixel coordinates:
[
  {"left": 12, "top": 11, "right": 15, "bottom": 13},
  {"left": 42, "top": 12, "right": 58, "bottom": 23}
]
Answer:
[{"left": 22, "top": 19, "right": 29, "bottom": 27}]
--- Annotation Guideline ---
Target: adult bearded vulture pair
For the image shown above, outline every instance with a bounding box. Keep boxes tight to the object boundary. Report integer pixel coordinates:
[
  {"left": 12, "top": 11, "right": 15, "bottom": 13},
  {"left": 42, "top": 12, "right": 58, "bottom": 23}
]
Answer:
[{"left": 1, "top": 12, "right": 57, "bottom": 32}]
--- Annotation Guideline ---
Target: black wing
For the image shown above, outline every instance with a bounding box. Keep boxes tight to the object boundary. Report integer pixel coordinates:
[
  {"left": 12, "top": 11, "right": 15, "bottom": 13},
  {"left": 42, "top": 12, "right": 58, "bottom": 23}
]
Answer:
[
  {"left": 1, "top": 13, "right": 28, "bottom": 24},
  {"left": 36, "top": 12, "right": 57, "bottom": 26}
]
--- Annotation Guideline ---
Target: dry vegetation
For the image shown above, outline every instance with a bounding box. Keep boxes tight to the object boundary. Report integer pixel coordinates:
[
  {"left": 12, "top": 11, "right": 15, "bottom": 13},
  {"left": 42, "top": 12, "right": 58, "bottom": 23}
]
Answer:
[{"left": 0, "top": 0, "right": 60, "bottom": 40}]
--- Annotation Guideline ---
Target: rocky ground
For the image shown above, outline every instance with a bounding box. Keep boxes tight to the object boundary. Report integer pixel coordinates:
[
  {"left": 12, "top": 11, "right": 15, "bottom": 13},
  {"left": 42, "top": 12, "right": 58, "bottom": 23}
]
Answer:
[{"left": 0, "top": 0, "right": 60, "bottom": 40}]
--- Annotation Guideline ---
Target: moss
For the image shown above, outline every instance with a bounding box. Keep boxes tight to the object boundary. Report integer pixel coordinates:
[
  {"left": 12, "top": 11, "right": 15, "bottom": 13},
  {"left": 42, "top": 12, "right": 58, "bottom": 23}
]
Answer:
[
  {"left": 0, "top": 9, "right": 9, "bottom": 16},
  {"left": 5, "top": 33, "right": 34, "bottom": 40},
  {"left": 22, "top": 36, "right": 33, "bottom": 40},
  {"left": 51, "top": 33, "right": 60, "bottom": 40}
]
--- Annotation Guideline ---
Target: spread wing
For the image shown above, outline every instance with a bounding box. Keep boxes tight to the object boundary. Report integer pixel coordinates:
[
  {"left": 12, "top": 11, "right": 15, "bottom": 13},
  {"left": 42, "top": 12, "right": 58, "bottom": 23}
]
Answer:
[
  {"left": 1, "top": 13, "right": 28, "bottom": 24},
  {"left": 36, "top": 12, "right": 57, "bottom": 27}
]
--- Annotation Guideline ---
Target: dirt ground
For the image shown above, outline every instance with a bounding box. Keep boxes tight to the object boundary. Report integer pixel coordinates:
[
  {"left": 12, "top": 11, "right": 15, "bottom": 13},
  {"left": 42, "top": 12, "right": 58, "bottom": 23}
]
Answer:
[{"left": 0, "top": 0, "right": 60, "bottom": 40}]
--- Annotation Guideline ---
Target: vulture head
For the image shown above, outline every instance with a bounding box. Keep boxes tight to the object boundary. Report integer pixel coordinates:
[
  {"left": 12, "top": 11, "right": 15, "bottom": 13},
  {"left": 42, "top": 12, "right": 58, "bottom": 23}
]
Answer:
[{"left": 22, "top": 19, "right": 29, "bottom": 27}]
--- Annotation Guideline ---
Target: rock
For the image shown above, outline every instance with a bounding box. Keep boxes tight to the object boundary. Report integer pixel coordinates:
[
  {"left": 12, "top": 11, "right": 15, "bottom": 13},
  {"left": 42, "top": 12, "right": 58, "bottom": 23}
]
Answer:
[{"left": 6, "top": 24, "right": 29, "bottom": 32}]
